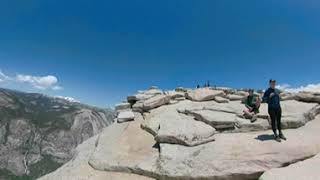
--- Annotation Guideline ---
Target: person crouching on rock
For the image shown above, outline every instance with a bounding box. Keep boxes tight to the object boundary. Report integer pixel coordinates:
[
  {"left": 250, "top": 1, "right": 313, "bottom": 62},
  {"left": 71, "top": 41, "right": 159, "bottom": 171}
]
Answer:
[
  {"left": 262, "top": 79, "right": 287, "bottom": 142},
  {"left": 243, "top": 89, "right": 261, "bottom": 123}
]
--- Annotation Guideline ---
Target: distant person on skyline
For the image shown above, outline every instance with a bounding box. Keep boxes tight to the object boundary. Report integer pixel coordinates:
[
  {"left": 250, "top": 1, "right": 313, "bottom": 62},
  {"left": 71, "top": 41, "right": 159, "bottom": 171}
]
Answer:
[
  {"left": 242, "top": 89, "right": 261, "bottom": 122},
  {"left": 262, "top": 79, "right": 286, "bottom": 142}
]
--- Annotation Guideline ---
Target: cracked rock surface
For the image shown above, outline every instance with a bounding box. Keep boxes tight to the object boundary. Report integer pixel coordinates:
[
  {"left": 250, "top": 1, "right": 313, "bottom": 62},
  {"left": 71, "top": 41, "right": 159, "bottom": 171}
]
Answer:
[{"left": 39, "top": 87, "right": 320, "bottom": 180}]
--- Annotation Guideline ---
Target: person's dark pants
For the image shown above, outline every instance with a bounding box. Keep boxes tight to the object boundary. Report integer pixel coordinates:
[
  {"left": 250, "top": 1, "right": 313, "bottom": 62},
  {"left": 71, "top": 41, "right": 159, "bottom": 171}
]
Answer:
[{"left": 268, "top": 108, "right": 282, "bottom": 135}]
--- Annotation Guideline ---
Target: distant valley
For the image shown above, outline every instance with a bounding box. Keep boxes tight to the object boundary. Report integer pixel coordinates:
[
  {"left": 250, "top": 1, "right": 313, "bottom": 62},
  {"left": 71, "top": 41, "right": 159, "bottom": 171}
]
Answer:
[{"left": 0, "top": 88, "right": 115, "bottom": 180}]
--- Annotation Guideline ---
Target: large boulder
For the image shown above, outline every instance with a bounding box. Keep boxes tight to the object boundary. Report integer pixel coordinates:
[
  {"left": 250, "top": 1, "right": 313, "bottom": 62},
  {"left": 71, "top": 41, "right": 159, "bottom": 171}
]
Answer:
[
  {"left": 259, "top": 154, "right": 320, "bottom": 180},
  {"left": 117, "top": 110, "right": 135, "bottom": 123},
  {"left": 142, "top": 95, "right": 170, "bottom": 111},
  {"left": 89, "top": 114, "right": 320, "bottom": 180},
  {"left": 141, "top": 102, "right": 216, "bottom": 146},
  {"left": 132, "top": 101, "right": 144, "bottom": 112},
  {"left": 127, "top": 88, "right": 163, "bottom": 103},
  {"left": 127, "top": 93, "right": 155, "bottom": 103},
  {"left": 295, "top": 92, "right": 320, "bottom": 103},
  {"left": 89, "top": 116, "right": 159, "bottom": 177},
  {"left": 175, "top": 87, "right": 188, "bottom": 92},
  {"left": 226, "top": 94, "right": 245, "bottom": 101},
  {"left": 280, "top": 92, "right": 296, "bottom": 101},
  {"left": 185, "top": 109, "right": 237, "bottom": 130},
  {"left": 38, "top": 132, "right": 153, "bottom": 180},
  {"left": 214, "top": 96, "right": 230, "bottom": 103},
  {"left": 235, "top": 117, "right": 270, "bottom": 132},
  {"left": 165, "top": 91, "right": 185, "bottom": 99},
  {"left": 186, "top": 88, "right": 224, "bottom": 102},
  {"left": 155, "top": 113, "right": 216, "bottom": 146},
  {"left": 280, "top": 100, "right": 318, "bottom": 128},
  {"left": 234, "top": 91, "right": 249, "bottom": 97},
  {"left": 115, "top": 102, "right": 131, "bottom": 112}
]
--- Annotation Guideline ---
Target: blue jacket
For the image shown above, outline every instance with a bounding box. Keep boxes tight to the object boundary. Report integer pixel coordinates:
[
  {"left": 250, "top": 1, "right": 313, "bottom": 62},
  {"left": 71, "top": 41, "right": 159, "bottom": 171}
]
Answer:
[{"left": 262, "top": 88, "right": 281, "bottom": 109}]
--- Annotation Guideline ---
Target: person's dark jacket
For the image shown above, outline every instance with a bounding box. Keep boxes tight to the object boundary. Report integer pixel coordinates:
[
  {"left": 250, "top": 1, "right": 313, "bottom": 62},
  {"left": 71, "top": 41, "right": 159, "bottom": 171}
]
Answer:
[{"left": 262, "top": 88, "right": 281, "bottom": 109}]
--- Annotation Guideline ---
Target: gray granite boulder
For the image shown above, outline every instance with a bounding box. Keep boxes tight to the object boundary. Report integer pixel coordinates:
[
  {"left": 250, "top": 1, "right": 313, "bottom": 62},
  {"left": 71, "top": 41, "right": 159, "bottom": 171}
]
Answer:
[
  {"left": 295, "top": 92, "right": 320, "bottom": 103},
  {"left": 142, "top": 94, "right": 170, "bottom": 111},
  {"left": 115, "top": 102, "right": 131, "bottom": 112},
  {"left": 214, "top": 96, "right": 230, "bottom": 103},
  {"left": 186, "top": 88, "right": 225, "bottom": 101},
  {"left": 117, "top": 110, "right": 135, "bottom": 123},
  {"left": 259, "top": 153, "right": 320, "bottom": 180}
]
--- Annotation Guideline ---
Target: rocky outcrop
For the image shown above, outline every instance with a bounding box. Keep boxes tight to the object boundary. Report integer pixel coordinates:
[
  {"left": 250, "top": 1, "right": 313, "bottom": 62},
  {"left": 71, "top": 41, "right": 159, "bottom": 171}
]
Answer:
[
  {"left": 214, "top": 96, "right": 229, "bottom": 103},
  {"left": 88, "top": 114, "right": 320, "bottom": 180},
  {"left": 115, "top": 102, "right": 131, "bottom": 112},
  {"left": 37, "top": 134, "right": 152, "bottom": 180},
  {"left": 186, "top": 88, "right": 225, "bottom": 101},
  {"left": 117, "top": 110, "right": 135, "bottom": 123},
  {"left": 259, "top": 154, "right": 320, "bottom": 180},
  {"left": 39, "top": 86, "right": 320, "bottom": 180},
  {"left": 127, "top": 88, "right": 163, "bottom": 104},
  {"left": 143, "top": 102, "right": 216, "bottom": 146},
  {"left": 142, "top": 94, "right": 170, "bottom": 111},
  {"left": 295, "top": 92, "right": 320, "bottom": 103},
  {"left": 185, "top": 109, "right": 237, "bottom": 130},
  {"left": 226, "top": 94, "right": 245, "bottom": 101},
  {"left": 0, "top": 88, "right": 115, "bottom": 179}
]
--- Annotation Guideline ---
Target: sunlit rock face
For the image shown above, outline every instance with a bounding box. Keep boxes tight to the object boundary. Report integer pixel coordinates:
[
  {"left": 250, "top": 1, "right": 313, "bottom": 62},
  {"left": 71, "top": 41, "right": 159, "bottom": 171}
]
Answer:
[{"left": 40, "top": 86, "right": 320, "bottom": 180}]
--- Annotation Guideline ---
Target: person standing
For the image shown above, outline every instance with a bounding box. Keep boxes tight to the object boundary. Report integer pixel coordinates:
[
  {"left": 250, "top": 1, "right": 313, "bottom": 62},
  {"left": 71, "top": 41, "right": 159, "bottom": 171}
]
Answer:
[{"left": 262, "top": 79, "right": 286, "bottom": 142}]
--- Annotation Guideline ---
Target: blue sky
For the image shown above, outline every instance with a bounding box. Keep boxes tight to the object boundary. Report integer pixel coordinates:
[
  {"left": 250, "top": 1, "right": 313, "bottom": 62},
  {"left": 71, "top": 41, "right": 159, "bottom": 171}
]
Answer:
[{"left": 0, "top": 0, "right": 320, "bottom": 107}]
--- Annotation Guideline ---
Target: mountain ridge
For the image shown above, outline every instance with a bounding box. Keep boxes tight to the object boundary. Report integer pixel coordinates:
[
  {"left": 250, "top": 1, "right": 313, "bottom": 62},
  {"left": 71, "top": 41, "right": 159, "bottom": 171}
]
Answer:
[{"left": 0, "top": 87, "right": 115, "bottom": 180}]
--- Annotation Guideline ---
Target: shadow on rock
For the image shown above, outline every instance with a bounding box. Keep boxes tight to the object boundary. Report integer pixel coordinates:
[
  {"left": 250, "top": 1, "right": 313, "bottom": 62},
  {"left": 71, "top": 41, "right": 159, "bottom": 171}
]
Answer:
[{"left": 255, "top": 134, "right": 275, "bottom": 141}]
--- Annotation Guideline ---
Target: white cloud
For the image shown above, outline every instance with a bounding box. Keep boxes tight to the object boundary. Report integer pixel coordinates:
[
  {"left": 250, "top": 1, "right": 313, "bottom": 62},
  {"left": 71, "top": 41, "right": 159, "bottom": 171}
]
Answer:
[
  {"left": 0, "top": 70, "right": 62, "bottom": 90},
  {"left": 16, "top": 74, "right": 61, "bottom": 90},
  {"left": 0, "top": 70, "right": 10, "bottom": 82},
  {"left": 52, "top": 86, "right": 63, "bottom": 90},
  {"left": 277, "top": 83, "right": 320, "bottom": 93},
  {"left": 55, "top": 96, "right": 80, "bottom": 103}
]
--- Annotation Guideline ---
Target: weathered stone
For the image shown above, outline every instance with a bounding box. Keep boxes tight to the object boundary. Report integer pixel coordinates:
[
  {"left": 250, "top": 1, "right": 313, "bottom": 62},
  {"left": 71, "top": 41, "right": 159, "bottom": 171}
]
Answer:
[
  {"left": 166, "top": 91, "right": 185, "bottom": 99},
  {"left": 305, "top": 105, "right": 320, "bottom": 120},
  {"left": 259, "top": 154, "right": 320, "bottom": 180},
  {"left": 175, "top": 97, "right": 186, "bottom": 101},
  {"left": 235, "top": 117, "right": 270, "bottom": 132},
  {"left": 142, "top": 95, "right": 170, "bottom": 111},
  {"left": 127, "top": 88, "right": 163, "bottom": 104},
  {"left": 226, "top": 94, "right": 245, "bottom": 101},
  {"left": 115, "top": 102, "right": 131, "bottom": 112},
  {"left": 44, "top": 89, "right": 320, "bottom": 180},
  {"left": 89, "top": 119, "right": 158, "bottom": 176},
  {"left": 186, "top": 109, "right": 237, "bottom": 130},
  {"left": 295, "top": 92, "right": 320, "bottom": 103},
  {"left": 155, "top": 114, "right": 216, "bottom": 146},
  {"left": 142, "top": 102, "right": 216, "bottom": 146},
  {"left": 175, "top": 87, "right": 188, "bottom": 92},
  {"left": 280, "top": 92, "right": 296, "bottom": 101},
  {"left": 234, "top": 91, "right": 249, "bottom": 97},
  {"left": 38, "top": 134, "right": 153, "bottom": 180},
  {"left": 88, "top": 114, "right": 320, "bottom": 180},
  {"left": 280, "top": 100, "right": 318, "bottom": 128},
  {"left": 117, "top": 110, "right": 135, "bottom": 123},
  {"left": 214, "top": 96, "right": 229, "bottom": 103},
  {"left": 144, "top": 88, "right": 163, "bottom": 95},
  {"left": 186, "top": 88, "right": 225, "bottom": 102},
  {"left": 132, "top": 101, "right": 144, "bottom": 112},
  {"left": 154, "top": 117, "right": 320, "bottom": 180},
  {"left": 127, "top": 93, "right": 155, "bottom": 102}
]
